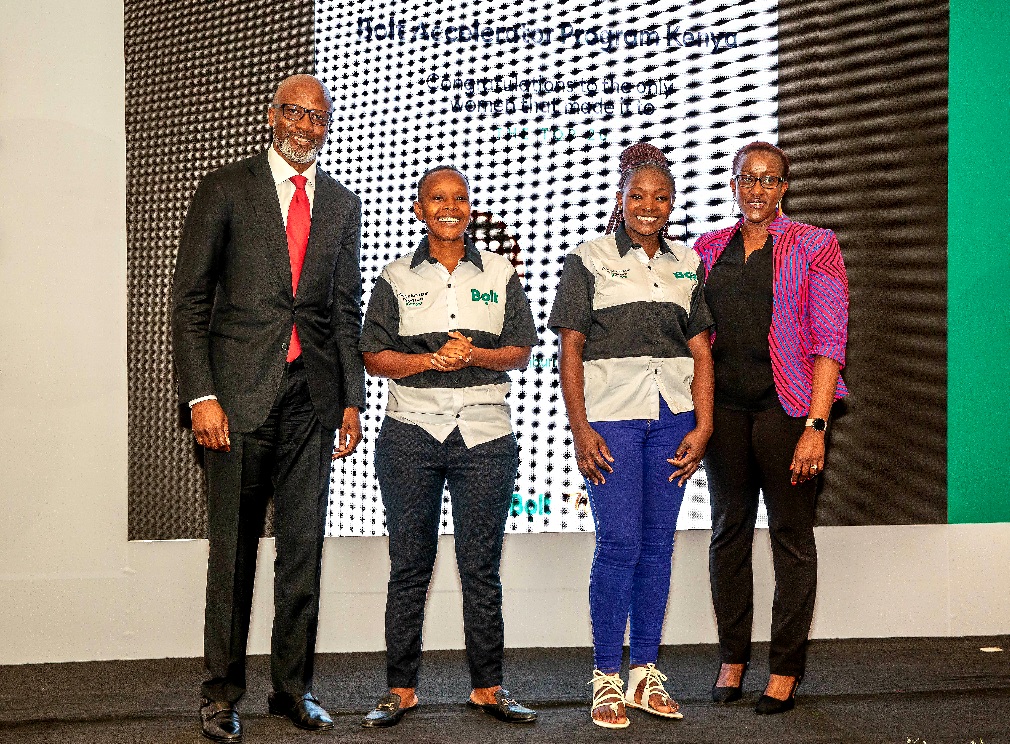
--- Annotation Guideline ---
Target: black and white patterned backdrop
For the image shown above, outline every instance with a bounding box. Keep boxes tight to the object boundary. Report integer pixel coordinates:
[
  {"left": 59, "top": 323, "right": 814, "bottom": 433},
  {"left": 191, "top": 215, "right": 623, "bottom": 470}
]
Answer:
[
  {"left": 127, "top": 0, "right": 947, "bottom": 540},
  {"left": 314, "top": 0, "right": 779, "bottom": 535}
]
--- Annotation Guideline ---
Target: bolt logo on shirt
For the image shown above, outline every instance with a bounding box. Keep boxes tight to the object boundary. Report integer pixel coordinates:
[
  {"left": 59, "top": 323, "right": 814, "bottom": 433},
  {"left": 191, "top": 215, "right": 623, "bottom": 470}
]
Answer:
[
  {"left": 673, "top": 270, "right": 698, "bottom": 281},
  {"left": 471, "top": 288, "right": 500, "bottom": 304}
]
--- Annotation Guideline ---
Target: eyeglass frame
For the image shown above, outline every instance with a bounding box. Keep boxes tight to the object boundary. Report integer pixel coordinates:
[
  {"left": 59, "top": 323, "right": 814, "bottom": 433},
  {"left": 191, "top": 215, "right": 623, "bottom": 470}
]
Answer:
[
  {"left": 732, "top": 173, "right": 787, "bottom": 189},
  {"left": 270, "top": 103, "right": 331, "bottom": 127}
]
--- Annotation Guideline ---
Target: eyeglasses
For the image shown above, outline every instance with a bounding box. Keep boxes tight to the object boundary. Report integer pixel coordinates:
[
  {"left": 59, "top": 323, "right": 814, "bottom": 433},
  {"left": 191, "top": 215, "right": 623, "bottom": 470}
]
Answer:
[
  {"left": 271, "top": 103, "right": 331, "bottom": 127},
  {"left": 733, "top": 174, "right": 786, "bottom": 189}
]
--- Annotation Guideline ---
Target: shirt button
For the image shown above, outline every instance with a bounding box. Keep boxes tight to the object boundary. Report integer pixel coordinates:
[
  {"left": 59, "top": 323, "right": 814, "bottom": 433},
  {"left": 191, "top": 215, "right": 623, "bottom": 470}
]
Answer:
[
  {"left": 654, "top": 283, "right": 659, "bottom": 288},
  {"left": 451, "top": 314, "right": 456, "bottom": 319}
]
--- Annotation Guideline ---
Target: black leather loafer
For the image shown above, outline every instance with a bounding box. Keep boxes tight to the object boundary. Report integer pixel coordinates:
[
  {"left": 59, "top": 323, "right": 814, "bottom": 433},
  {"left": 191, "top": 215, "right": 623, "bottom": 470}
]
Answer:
[
  {"left": 200, "top": 698, "right": 242, "bottom": 743},
  {"left": 268, "top": 691, "right": 334, "bottom": 731},
  {"left": 362, "top": 692, "right": 414, "bottom": 728},
  {"left": 466, "top": 689, "right": 537, "bottom": 723}
]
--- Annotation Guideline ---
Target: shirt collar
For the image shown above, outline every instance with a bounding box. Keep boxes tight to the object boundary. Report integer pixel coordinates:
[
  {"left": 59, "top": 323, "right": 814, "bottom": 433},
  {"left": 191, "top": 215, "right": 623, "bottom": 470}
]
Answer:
[
  {"left": 410, "top": 234, "right": 484, "bottom": 272},
  {"left": 267, "top": 145, "right": 317, "bottom": 190},
  {"left": 615, "top": 223, "right": 675, "bottom": 258}
]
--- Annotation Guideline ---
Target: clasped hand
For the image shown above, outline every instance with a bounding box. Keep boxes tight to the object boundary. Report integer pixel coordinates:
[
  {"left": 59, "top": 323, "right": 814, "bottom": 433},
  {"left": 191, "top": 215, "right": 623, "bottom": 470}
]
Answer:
[{"left": 431, "top": 330, "right": 474, "bottom": 372}]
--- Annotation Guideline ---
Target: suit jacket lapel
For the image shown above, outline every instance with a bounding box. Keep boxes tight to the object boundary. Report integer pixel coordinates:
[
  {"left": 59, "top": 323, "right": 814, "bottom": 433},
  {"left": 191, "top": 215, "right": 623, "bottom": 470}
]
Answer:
[{"left": 246, "top": 151, "right": 294, "bottom": 300}]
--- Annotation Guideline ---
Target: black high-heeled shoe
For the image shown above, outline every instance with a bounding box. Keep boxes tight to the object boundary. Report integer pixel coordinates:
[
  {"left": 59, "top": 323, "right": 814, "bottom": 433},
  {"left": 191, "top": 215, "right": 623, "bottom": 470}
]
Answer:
[
  {"left": 711, "top": 663, "right": 747, "bottom": 704},
  {"left": 754, "top": 675, "right": 801, "bottom": 715}
]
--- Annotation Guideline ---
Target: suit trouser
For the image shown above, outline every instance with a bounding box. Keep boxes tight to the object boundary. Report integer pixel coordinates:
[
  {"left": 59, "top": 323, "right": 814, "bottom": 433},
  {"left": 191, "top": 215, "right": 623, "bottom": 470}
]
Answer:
[
  {"left": 705, "top": 405, "right": 818, "bottom": 677},
  {"left": 374, "top": 417, "right": 518, "bottom": 689},
  {"left": 202, "top": 360, "right": 335, "bottom": 703}
]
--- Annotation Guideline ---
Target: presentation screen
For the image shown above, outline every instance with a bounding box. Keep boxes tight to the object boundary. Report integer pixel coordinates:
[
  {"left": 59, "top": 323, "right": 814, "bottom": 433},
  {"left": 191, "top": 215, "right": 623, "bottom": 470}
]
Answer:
[{"left": 314, "top": 0, "right": 779, "bottom": 535}]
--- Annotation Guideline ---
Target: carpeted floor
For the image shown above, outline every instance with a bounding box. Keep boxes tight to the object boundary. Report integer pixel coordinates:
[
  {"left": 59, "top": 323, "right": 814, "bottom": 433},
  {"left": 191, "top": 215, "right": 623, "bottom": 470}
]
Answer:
[{"left": 1, "top": 638, "right": 1008, "bottom": 743}]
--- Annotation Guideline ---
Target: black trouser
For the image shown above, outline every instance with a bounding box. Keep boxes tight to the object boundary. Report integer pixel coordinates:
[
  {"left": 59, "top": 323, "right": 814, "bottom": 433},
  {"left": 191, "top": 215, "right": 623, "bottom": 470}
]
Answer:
[
  {"left": 705, "top": 405, "right": 818, "bottom": 677},
  {"left": 202, "top": 360, "right": 335, "bottom": 703},
  {"left": 375, "top": 418, "right": 518, "bottom": 689}
]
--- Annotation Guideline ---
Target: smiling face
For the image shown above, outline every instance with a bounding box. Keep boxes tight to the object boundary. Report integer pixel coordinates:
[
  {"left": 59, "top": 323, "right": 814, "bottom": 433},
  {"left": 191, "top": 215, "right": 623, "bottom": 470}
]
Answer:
[
  {"left": 732, "top": 151, "right": 789, "bottom": 228},
  {"left": 268, "top": 76, "right": 331, "bottom": 170},
  {"left": 618, "top": 166, "right": 674, "bottom": 246},
  {"left": 413, "top": 169, "right": 471, "bottom": 244}
]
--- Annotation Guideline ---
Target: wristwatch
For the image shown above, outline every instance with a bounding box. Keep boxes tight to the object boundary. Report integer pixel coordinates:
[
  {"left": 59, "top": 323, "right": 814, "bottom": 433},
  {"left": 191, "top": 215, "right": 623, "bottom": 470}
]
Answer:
[{"left": 805, "top": 417, "right": 827, "bottom": 432}]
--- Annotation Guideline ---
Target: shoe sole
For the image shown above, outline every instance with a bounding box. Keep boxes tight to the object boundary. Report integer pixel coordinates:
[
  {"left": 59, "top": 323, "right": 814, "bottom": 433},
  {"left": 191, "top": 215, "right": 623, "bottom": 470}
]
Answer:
[
  {"left": 465, "top": 700, "right": 537, "bottom": 723},
  {"left": 268, "top": 709, "right": 334, "bottom": 731},
  {"left": 624, "top": 699, "right": 684, "bottom": 719},
  {"left": 201, "top": 729, "right": 242, "bottom": 743}
]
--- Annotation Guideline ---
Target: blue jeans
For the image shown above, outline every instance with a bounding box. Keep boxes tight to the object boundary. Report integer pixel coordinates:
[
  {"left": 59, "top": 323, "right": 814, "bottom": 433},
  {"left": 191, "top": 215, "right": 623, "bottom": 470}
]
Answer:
[{"left": 586, "top": 399, "right": 695, "bottom": 673}]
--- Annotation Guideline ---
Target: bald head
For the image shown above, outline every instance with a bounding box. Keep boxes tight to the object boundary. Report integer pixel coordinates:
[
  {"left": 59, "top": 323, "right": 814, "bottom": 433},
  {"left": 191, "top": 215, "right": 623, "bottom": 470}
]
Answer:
[{"left": 273, "top": 74, "right": 333, "bottom": 109}]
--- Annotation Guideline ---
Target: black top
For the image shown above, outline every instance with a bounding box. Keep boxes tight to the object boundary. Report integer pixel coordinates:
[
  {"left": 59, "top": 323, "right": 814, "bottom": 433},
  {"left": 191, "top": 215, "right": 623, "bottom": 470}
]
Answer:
[{"left": 703, "top": 230, "right": 778, "bottom": 411}]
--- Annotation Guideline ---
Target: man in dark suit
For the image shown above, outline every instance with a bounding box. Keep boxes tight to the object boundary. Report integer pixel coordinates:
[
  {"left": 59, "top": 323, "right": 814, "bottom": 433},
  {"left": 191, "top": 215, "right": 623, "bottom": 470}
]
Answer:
[{"left": 172, "top": 74, "right": 364, "bottom": 743}]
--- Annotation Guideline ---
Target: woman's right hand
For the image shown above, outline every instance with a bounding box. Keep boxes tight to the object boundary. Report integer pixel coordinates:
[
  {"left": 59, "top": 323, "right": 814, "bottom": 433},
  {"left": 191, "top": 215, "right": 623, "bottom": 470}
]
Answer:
[{"left": 572, "top": 423, "right": 614, "bottom": 485}]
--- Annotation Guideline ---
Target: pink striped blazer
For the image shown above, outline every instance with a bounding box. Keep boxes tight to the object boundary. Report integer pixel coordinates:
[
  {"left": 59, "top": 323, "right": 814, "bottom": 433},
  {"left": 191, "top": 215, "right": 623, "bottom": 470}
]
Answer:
[{"left": 692, "top": 214, "right": 849, "bottom": 416}]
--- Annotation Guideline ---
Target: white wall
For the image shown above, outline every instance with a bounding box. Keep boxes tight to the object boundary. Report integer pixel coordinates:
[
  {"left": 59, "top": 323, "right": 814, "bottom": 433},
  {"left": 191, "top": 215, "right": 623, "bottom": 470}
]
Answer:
[{"left": 1, "top": 0, "right": 1008, "bottom": 667}]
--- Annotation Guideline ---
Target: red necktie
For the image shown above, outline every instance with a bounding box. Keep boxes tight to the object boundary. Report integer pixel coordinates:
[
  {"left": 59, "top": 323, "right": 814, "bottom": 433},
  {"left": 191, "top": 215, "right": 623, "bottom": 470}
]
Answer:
[{"left": 286, "top": 175, "right": 310, "bottom": 362}]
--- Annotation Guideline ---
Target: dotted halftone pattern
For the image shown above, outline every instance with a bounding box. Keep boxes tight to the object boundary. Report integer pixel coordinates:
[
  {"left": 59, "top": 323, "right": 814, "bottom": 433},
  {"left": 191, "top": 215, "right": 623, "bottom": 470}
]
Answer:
[
  {"left": 126, "top": 0, "right": 314, "bottom": 540},
  {"left": 315, "top": 0, "right": 779, "bottom": 535}
]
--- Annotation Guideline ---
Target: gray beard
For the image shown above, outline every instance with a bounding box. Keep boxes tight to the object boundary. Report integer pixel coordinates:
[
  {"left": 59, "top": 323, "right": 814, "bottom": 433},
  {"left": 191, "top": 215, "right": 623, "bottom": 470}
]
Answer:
[{"left": 274, "top": 134, "right": 321, "bottom": 165}]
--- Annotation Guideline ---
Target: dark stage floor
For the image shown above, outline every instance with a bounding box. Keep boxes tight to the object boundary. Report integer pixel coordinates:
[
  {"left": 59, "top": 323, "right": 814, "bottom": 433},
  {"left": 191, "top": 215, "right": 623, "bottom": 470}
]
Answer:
[{"left": 1, "top": 638, "right": 1008, "bottom": 743}]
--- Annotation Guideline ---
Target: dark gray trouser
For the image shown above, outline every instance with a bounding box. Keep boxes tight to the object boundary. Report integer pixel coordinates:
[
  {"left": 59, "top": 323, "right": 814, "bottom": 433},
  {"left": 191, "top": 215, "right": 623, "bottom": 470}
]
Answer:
[
  {"left": 705, "top": 405, "right": 818, "bottom": 677},
  {"left": 375, "top": 417, "right": 518, "bottom": 689},
  {"left": 202, "top": 361, "right": 334, "bottom": 703}
]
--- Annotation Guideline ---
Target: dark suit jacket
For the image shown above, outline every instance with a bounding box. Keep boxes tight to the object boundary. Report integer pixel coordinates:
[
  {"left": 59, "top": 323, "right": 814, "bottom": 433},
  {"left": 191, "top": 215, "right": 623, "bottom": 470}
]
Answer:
[{"left": 172, "top": 150, "right": 365, "bottom": 433}]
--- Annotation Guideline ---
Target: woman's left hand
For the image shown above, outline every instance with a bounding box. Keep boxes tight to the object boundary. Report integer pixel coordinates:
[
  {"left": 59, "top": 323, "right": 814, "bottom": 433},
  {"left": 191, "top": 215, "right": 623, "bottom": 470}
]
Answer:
[
  {"left": 790, "top": 429, "right": 826, "bottom": 484},
  {"left": 667, "top": 428, "right": 712, "bottom": 487}
]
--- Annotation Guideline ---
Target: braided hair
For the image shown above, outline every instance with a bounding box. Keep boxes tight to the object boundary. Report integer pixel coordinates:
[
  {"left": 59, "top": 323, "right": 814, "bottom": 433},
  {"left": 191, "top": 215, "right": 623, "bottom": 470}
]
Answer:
[{"left": 605, "top": 142, "right": 676, "bottom": 236}]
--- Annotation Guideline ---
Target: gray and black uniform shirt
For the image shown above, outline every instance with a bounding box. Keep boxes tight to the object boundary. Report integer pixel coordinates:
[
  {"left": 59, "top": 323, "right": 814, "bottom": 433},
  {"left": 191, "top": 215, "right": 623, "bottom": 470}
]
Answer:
[
  {"left": 360, "top": 235, "right": 539, "bottom": 448},
  {"left": 548, "top": 225, "right": 713, "bottom": 422}
]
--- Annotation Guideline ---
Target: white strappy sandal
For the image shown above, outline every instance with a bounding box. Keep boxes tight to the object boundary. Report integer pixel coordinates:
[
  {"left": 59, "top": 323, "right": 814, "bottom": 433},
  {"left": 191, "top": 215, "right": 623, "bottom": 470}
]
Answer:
[
  {"left": 625, "top": 663, "right": 683, "bottom": 719},
  {"left": 589, "top": 669, "right": 630, "bottom": 729}
]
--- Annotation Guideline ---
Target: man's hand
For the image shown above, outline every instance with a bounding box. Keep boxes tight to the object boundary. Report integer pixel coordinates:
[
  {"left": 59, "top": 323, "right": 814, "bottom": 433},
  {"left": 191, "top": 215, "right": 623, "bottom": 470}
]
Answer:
[
  {"left": 333, "top": 407, "right": 362, "bottom": 459},
  {"left": 191, "top": 399, "right": 230, "bottom": 452}
]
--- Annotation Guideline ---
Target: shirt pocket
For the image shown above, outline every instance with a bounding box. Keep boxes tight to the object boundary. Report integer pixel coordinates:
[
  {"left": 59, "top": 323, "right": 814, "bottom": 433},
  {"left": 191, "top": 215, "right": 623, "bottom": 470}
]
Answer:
[{"left": 592, "top": 266, "right": 636, "bottom": 311}]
